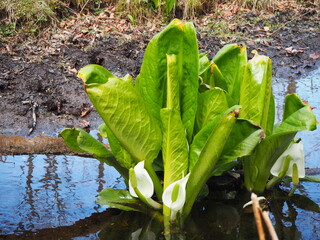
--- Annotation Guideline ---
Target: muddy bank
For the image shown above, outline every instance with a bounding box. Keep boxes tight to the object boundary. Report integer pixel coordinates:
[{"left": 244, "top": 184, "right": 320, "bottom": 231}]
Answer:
[{"left": 0, "top": 7, "right": 319, "bottom": 137}]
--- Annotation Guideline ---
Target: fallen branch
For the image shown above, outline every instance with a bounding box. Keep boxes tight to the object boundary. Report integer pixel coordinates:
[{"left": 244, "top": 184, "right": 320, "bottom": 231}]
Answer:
[{"left": 0, "top": 134, "right": 91, "bottom": 157}]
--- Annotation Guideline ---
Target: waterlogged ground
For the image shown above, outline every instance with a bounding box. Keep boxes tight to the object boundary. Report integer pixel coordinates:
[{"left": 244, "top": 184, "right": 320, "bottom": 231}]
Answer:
[
  {"left": 0, "top": 5, "right": 319, "bottom": 137},
  {"left": 0, "top": 4, "right": 320, "bottom": 240},
  {"left": 0, "top": 68, "right": 319, "bottom": 239}
]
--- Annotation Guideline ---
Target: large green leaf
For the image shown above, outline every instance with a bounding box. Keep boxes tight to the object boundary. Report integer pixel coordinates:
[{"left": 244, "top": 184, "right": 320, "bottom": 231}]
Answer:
[
  {"left": 239, "top": 54, "right": 274, "bottom": 136},
  {"left": 166, "top": 54, "right": 180, "bottom": 110},
  {"left": 60, "top": 127, "right": 129, "bottom": 180},
  {"left": 60, "top": 128, "right": 112, "bottom": 158},
  {"left": 200, "top": 62, "right": 228, "bottom": 92},
  {"left": 183, "top": 110, "right": 238, "bottom": 219},
  {"left": 199, "top": 53, "right": 210, "bottom": 76},
  {"left": 78, "top": 64, "right": 162, "bottom": 164},
  {"left": 195, "top": 88, "right": 229, "bottom": 133},
  {"left": 275, "top": 94, "right": 317, "bottom": 134},
  {"left": 212, "top": 44, "right": 247, "bottom": 106},
  {"left": 189, "top": 105, "right": 240, "bottom": 171},
  {"left": 243, "top": 132, "right": 296, "bottom": 192},
  {"left": 99, "top": 123, "right": 136, "bottom": 170},
  {"left": 136, "top": 19, "right": 199, "bottom": 142},
  {"left": 98, "top": 189, "right": 150, "bottom": 213},
  {"left": 244, "top": 93, "right": 317, "bottom": 192},
  {"left": 218, "top": 119, "right": 263, "bottom": 165},
  {"left": 160, "top": 108, "right": 189, "bottom": 189}
]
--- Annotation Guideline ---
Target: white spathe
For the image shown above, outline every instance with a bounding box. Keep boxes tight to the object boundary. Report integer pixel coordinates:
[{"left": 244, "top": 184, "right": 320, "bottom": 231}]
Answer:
[
  {"left": 162, "top": 174, "right": 190, "bottom": 212},
  {"left": 270, "top": 141, "right": 305, "bottom": 178},
  {"left": 129, "top": 161, "right": 154, "bottom": 198}
]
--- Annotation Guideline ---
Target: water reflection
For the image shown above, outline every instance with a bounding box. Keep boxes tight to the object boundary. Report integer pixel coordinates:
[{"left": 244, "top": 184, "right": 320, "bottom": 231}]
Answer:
[
  {"left": 0, "top": 155, "right": 125, "bottom": 235},
  {"left": 273, "top": 67, "right": 320, "bottom": 168},
  {"left": 1, "top": 68, "right": 319, "bottom": 239}
]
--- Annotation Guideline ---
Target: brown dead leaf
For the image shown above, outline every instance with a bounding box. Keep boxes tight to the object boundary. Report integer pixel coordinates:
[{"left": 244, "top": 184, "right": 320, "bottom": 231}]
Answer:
[
  {"left": 290, "top": 65, "right": 298, "bottom": 69},
  {"left": 229, "top": 24, "right": 237, "bottom": 31},
  {"left": 263, "top": 40, "right": 270, "bottom": 46},
  {"left": 149, "top": 24, "right": 157, "bottom": 32},
  {"left": 103, "top": 27, "right": 112, "bottom": 33},
  {"left": 285, "top": 47, "right": 304, "bottom": 55},
  {"left": 80, "top": 106, "right": 93, "bottom": 118},
  {"left": 309, "top": 53, "right": 320, "bottom": 60},
  {"left": 285, "top": 46, "right": 293, "bottom": 53},
  {"left": 79, "top": 120, "right": 90, "bottom": 128},
  {"left": 68, "top": 67, "right": 78, "bottom": 74}
]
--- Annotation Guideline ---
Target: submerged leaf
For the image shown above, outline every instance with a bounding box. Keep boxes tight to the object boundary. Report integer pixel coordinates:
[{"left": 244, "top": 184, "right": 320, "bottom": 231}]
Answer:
[{"left": 290, "top": 194, "right": 320, "bottom": 213}]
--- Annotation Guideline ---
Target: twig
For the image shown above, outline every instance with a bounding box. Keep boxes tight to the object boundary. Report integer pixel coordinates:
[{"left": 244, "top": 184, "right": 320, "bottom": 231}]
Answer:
[
  {"left": 251, "top": 193, "right": 265, "bottom": 240},
  {"left": 80, "top": 0, "right": 91, "bottom": 15},
  {"left": 29, "top": 101, "right": 38, "bottom": 135},
  {"left": 22, "top": 100, "right": 38, "bottom": 135},
  {"left": 261, "top": 211, "right": 279, "bottom": 240}
]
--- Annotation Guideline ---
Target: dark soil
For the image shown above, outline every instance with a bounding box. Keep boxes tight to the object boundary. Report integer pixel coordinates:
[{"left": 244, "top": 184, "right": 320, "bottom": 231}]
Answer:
[{"left": 0, "top": 6, "right": 319, "bottom": 137}]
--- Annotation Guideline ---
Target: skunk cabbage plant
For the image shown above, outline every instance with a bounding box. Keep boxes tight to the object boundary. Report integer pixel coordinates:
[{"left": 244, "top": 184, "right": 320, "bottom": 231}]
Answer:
[{"left": 60, "top": 19, "right": 317, "bottom": 233}]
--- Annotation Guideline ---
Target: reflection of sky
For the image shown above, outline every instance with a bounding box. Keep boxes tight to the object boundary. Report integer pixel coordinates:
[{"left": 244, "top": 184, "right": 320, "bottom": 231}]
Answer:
[
  {"left": 272, "top": 68, "right": 320, "bottom": 240},
  {"left": 0, "top": 155, "right": 125, "bottom": 235},
  {"left": 295, "top": 181, "right": 320, "bottom": 240},
  {"left": 273, "top": 68, "right": 320, "bottom": 168}
]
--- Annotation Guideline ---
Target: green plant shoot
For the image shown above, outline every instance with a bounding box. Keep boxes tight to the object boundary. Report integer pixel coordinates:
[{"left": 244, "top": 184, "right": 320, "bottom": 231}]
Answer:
[{"left": 60, "top": 19, "right": 317, "bottom": 234}]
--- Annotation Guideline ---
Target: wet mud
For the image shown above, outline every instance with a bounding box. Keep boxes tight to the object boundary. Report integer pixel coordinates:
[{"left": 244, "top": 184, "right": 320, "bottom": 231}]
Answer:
[{"left": 0, "top": 8, "right": 319, "bottom": 137}]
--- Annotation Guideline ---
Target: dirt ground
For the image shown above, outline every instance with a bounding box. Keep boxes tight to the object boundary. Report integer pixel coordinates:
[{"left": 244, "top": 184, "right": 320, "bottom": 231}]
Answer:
[{"left": 0, "top": 4, "right": 319, "bottom": 137}]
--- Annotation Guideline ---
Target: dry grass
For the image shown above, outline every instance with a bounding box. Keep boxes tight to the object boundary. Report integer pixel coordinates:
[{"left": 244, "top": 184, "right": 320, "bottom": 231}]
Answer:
[{"left": 0, "top": 0, "right": 56, "bottom": 29}]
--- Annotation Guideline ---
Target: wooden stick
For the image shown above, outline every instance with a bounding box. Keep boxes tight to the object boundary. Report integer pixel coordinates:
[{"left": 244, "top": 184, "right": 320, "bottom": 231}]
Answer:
[
  {"left": 251, "top": 193, "right": 265, "bottom": 240},
  {"left": 261, "top": 210, "right": 279, "bottom": 240}
]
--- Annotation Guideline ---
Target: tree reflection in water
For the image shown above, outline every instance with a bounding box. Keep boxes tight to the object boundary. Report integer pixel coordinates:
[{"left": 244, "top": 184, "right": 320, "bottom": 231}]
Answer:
[{"left": 0, "top": 154, "right": 125, "bottom": 235}]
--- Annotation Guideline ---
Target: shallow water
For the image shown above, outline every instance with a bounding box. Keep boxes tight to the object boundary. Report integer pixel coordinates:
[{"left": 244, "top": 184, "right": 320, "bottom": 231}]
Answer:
[
  {"left": 0, "top": 68, "right": 319, "bottom": 239},
  {"left": 273, "top": 67, "right": 320, "bottom": 168},
  {"left": 0, "top": 155, "right": 125, "bottom": 235}
]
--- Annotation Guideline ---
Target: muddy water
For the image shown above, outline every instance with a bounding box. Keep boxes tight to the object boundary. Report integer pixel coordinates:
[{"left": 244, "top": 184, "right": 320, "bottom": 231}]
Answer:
[{"left": 0, "top": 68, "right": 319, "bottom": 239}]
